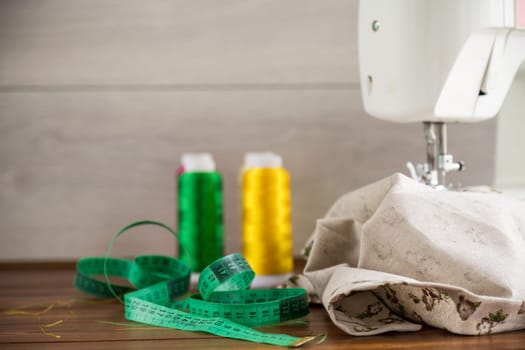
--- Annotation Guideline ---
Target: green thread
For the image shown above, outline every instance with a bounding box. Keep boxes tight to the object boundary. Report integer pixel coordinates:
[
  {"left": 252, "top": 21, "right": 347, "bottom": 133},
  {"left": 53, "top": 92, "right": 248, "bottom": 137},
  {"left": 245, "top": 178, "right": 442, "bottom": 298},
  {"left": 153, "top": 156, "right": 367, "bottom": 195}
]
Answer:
[{"left": 178, "top": 172, "right": 223, "bottom": 272}]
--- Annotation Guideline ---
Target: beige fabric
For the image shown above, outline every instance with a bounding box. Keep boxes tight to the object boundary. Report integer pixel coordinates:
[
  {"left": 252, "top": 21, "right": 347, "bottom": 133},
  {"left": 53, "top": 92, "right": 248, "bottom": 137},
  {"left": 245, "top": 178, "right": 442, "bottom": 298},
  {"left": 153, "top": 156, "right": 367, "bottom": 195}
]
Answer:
[{"left": 297, "top": 173, "right": 525, "bottom": 335}]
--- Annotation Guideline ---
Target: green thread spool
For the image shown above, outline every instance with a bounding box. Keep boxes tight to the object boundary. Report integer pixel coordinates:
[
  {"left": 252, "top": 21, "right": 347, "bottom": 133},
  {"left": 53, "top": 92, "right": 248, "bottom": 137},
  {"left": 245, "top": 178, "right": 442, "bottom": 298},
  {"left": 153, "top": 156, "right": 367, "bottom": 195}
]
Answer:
[{"left": 178, "top": 153, "right": 223, "bottom": 272}]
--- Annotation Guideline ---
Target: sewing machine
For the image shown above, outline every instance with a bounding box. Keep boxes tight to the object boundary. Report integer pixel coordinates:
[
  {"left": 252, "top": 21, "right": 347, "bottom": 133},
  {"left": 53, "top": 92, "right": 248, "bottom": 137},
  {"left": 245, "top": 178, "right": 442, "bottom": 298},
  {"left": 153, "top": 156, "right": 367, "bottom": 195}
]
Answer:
[{"left": 358, "top": 0, "right": 525, "bottom": 190}]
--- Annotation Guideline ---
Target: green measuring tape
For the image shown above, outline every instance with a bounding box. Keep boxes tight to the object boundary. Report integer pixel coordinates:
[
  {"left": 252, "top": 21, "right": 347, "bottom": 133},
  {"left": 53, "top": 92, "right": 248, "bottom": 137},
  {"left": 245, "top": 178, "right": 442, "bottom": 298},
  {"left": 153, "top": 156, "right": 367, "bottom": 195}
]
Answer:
[{"left": 74, "top": 221, "right": 319, "bottom": 347}]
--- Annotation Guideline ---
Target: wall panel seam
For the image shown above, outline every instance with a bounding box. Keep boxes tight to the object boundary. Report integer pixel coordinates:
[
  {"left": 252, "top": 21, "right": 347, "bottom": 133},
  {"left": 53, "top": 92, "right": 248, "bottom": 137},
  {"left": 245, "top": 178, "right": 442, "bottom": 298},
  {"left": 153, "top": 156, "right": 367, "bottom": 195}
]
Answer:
[{"left": 0, "top": 82, "right": 360, "bottom": 93}]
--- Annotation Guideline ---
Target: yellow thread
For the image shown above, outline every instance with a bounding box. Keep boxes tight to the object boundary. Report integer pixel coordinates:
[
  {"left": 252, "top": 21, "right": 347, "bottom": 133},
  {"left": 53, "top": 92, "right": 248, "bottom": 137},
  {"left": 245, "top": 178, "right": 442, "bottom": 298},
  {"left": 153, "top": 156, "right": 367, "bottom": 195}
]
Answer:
[
  {"left": 39, "top": 325, "right": 62, "bottom": 339},
  {"left": 289, "top": 333, "right": 327, "bottom": 348},
  {"left": 39, "top": 320, "right": 64, "bottom": 339},
  {"left": 4, "top": 298, "right": 117, "bottom": 340},
  {"left": 3, "top": 297, "right": 116, "bottom": 316},
  {"left": 242, "top": 167, "right": 293, "bottom": 275},
  {"left": 4, "top": 303, "right": 55, "bottom": 316},
  {"left": 43, "top": 320, "right": 64, "bottom": 328}
]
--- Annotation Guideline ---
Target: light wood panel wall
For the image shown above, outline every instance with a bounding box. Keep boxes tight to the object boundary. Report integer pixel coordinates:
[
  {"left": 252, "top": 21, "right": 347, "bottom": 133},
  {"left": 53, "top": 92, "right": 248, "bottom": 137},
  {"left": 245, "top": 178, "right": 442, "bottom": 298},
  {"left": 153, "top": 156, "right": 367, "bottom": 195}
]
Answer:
[{"left": 0, "top": 0, "right": 495, "bottom": 261}]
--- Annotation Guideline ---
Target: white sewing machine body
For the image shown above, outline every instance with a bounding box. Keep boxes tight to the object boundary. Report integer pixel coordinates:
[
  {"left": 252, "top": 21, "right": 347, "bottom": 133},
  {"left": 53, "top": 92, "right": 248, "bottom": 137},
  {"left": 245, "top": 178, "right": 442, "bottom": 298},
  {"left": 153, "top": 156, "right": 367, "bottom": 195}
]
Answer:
[{"left": 358, "top": 0, "right": 525, "bottom": 190}]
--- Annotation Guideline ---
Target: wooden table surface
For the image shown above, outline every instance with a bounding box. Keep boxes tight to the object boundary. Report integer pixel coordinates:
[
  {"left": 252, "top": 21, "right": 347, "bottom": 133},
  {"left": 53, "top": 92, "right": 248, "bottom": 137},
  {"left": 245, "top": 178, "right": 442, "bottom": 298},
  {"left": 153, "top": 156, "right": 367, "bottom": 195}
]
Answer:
[{"left": 1, "top": 263, "right": 524, "bottom": 350}]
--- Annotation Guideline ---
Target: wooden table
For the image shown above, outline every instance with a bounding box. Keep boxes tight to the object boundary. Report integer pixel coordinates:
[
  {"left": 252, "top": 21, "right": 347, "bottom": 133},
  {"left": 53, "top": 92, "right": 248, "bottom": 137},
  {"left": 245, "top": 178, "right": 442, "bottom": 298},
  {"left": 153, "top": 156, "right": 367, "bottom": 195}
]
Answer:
[{"left": 1, "top": 263, "right": 524, "bottom": 349}]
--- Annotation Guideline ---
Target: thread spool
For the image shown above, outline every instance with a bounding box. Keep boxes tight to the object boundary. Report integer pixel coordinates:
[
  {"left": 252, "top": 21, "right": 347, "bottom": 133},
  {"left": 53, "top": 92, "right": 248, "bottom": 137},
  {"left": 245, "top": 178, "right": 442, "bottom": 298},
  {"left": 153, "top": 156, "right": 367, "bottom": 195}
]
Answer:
[
  {"left": 241, "top": 152, "right": 293, "bottom": 287},
  {"left": 177, "top": 153, "right": 223, "bottom": 273}
]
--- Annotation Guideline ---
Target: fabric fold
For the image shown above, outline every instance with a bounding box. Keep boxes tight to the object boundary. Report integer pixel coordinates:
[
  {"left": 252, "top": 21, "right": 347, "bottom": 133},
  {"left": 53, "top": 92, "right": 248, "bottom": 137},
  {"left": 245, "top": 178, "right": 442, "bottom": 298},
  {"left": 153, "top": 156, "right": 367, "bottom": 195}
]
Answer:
[{"left": 298, "top": 173, "right": 525, "bottom": 335}]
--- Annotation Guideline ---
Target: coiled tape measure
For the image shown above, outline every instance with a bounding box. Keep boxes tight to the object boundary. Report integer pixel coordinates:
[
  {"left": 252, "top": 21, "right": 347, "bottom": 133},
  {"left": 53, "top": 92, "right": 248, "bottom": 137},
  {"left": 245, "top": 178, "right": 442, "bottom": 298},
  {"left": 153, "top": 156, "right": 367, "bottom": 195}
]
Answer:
[{"left": 74, "top": 221, "right": 320, "bottom": 347}]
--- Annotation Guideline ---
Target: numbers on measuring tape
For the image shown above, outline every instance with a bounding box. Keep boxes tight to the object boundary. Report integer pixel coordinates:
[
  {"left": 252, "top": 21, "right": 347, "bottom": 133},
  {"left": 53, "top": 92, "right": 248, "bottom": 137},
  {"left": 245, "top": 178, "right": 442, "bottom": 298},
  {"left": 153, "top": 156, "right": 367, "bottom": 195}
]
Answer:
[{"left": 75, "top": 224, "right": 316, "bottom": 347}]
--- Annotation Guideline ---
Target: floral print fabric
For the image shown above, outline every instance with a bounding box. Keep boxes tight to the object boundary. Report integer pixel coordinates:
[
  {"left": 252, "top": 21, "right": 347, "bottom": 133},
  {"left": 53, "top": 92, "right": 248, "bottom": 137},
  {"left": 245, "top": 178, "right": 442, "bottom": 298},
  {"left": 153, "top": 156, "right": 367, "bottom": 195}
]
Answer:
[{"left": 297, "top": 173, "right": 525, "bottom": 335}]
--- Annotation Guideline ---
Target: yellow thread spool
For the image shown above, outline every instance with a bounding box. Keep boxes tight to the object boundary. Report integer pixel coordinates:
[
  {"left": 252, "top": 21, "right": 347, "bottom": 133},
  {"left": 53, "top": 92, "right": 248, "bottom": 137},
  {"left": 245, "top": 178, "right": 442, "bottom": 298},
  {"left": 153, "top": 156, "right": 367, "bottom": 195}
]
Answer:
[{"left": 242, "top": 152, "right": 293, "bottom": 284}]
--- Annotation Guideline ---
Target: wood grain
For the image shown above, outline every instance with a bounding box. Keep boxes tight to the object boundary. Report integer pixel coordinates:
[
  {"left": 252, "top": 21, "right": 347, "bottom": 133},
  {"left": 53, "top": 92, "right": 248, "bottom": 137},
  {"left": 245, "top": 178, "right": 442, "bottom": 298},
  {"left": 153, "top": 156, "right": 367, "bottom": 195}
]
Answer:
[{"left": 1, "top": 264, "right": 524, "bottom": 349}]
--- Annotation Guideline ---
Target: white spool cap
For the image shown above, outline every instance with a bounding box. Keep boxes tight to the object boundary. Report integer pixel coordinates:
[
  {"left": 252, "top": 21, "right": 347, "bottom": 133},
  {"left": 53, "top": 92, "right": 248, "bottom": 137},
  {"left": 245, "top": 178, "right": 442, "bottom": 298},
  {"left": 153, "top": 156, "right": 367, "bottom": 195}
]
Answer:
[
  {"left": 181, "top": 153, "right": 215, "bottom": 172},
  {"left": 244, "top": 152, "right": 282, "bottom": 169}
]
